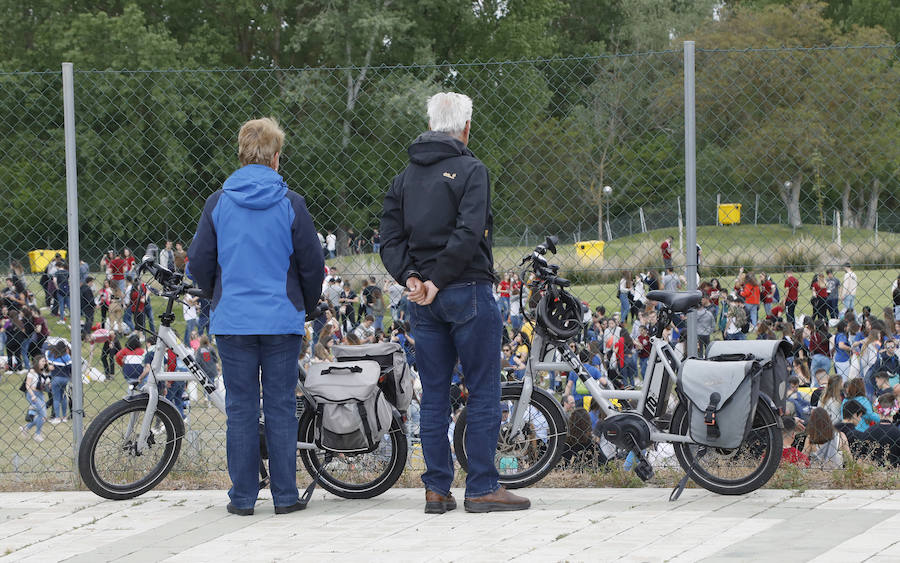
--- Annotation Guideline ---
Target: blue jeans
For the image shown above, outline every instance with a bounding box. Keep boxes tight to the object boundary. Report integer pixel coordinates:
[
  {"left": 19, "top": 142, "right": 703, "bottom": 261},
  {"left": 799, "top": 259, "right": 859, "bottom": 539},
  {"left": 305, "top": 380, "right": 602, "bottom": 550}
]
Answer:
[
  {"left": 745, "top": 304, "right": 758, "bottom": 328},
  {"left": 810, "top": 353, "right": 831, "bottom": 378},
  {"left": 621, "top": 353, "right": 637, "bottom": 388},
  {"left": 26, "top": 393, "right": 46, "bottom": 434},
  {"left": 374, "top": 315, "right": 384, "bottom": 331},
  {"left": 183, "top": 319, "right": 199, "bottom": 344},
  {"left": 51, "top": 376, "right": 69, "bottom": 419},
  {"left": 217, "top": 334, "right": 302, "bottom": 510},
  {"left": 842, "top": 295, "right": 854, "bottom": 314},
  {"left": 639, "top": 356, "right": 648, "bottom": 381},
  {"left": 56, "top": 293, "right": 69, "bottom": 320},
  {"left": 619, "top": 293, "right": 630, "bottom": 322},
  {"left": 166, "top": 381, "right": 187, "bottom": 419},
  {"left": 510, "top": 314, "right": 523, "bottom": 334},
  {"left": 123, "top": 307, "right": 134, "bottom": 331},
  {"left": 408, "top": 282, "right": 501, "bottom": 498},
  {"left": 498, "top": 296, "right": 510, "bottom": 322}
]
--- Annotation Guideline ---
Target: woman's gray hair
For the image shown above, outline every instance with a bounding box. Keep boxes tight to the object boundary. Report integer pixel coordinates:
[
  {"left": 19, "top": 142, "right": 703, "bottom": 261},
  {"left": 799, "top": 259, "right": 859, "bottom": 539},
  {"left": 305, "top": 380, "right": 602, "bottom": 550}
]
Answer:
[{"left": 427, "top": 92, "right": 472, "bottom": 136}]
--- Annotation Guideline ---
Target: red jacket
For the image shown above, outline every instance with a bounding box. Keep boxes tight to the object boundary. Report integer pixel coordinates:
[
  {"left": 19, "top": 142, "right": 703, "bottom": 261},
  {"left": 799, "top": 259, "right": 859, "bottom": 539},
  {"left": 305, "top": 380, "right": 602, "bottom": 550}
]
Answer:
[{"left": 741, "top": 283, "right": 760, "bottom": 305}]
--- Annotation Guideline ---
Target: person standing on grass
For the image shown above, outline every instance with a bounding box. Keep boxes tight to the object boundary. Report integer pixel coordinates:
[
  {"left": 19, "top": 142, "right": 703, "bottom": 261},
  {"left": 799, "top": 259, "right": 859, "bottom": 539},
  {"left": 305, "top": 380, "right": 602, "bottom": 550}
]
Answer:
[
  {"left": 189, "top": 117, "right": 324, "bottom": 516},
  {"left": 380, "top": 92, "right": 529, "bottom": 514},
  {"left": 784, "top": 267, "right": 799, "bottom": 326},
  {"left": 840, "top": 263, "right": 857, "bottom": 316},
  {"left": 660, "top": 236, "right": 673, "bottom": 270}
]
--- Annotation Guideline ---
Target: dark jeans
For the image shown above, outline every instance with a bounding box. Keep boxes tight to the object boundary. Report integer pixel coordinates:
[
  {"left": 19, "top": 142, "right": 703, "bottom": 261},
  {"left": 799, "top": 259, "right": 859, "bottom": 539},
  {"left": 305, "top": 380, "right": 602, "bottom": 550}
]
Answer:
[
  {"left": 217, "top": 334, "right": 302, "bottom": 510},
  {"left": 408, "top": 282, "right": 501, "bottom": 498},
  {"left": 785, "top": 300, "right": 797, "bottom": 325}
]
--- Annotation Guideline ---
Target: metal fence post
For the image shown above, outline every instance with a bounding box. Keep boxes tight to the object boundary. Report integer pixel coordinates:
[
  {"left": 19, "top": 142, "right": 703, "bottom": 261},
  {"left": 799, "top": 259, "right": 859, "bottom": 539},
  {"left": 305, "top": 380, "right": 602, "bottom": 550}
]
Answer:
[
  {"left": 62, "top": 62, "right": 85, "bottom": 482},
  {"left": 683, "top": 42, "right": 698, "bottom": 358}
]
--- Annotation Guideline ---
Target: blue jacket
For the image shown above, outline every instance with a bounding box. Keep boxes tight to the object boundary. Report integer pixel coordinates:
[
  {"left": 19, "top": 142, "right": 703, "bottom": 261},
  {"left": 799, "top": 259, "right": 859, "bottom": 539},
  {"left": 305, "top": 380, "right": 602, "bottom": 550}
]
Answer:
[{"left": 188, "top": 164, "right": 324, "bottom": 335}]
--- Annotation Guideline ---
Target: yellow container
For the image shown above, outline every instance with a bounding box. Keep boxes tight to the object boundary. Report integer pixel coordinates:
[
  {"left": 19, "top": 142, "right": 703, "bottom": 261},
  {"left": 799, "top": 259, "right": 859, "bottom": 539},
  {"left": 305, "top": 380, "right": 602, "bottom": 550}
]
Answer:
[
  {"left": 574, "top": 240, "right": 605, "bottom": 267},
  {"left": 28, "top": 249, "right": 67, "bottom": 273},
  {"left": 717, "top": 203, "right": 742, "bottom": 225}
]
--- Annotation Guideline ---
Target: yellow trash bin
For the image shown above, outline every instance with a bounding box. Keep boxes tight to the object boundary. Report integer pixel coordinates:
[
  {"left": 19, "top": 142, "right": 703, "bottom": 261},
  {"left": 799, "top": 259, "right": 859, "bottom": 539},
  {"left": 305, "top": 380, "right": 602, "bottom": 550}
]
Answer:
[
  {"left": 717, "top": 204, "right": 742, "bottom": 225},
  {"left": 28, "top": 249, "right": 67, "bottom": 273},
  {"left": 574, "top": 240, "right": 605, "bottom": 267}
]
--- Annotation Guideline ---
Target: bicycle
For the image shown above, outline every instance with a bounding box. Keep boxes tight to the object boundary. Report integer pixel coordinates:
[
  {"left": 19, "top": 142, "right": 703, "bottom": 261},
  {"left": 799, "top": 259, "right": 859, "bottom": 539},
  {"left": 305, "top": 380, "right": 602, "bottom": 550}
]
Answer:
[
  {"left": 78, "top": 257, "right": 408, "bottom": 502},
  {"left": 453, "top": 236, "right": 783, "bottom": 497}
]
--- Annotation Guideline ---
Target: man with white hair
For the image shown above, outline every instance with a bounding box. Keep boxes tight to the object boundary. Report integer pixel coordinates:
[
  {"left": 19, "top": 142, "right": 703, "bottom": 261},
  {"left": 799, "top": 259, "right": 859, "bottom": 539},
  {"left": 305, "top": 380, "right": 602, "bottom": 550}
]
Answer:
[{"left": 380, "top": 92, "right": 529, "bottom": 514}]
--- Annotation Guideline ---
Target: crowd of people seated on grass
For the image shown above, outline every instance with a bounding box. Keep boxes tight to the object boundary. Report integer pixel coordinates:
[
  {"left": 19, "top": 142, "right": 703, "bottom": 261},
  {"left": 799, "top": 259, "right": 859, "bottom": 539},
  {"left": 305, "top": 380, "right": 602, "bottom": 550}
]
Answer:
[{"left": 5, "top": 245, "right": 899, "bottom": 473}]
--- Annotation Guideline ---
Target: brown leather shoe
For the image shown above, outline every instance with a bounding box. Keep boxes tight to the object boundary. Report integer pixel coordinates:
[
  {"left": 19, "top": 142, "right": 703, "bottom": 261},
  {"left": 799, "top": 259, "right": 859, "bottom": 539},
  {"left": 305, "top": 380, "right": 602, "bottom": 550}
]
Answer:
[
  {"left": 425, "top": 490, "right": 457, "bottom": 514},
  {"left": 464, "top": 486, "right": 530, "bottom": 513}
]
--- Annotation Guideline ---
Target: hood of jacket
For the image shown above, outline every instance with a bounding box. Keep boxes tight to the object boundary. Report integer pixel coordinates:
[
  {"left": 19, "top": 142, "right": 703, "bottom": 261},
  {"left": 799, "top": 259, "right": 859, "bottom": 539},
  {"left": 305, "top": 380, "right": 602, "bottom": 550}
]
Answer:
[
  {"left": 408, "top": 131, "right": 472, "bottom": 166},
  {"left": 222, "top": 164, "right": 287, "bottom": 210}
]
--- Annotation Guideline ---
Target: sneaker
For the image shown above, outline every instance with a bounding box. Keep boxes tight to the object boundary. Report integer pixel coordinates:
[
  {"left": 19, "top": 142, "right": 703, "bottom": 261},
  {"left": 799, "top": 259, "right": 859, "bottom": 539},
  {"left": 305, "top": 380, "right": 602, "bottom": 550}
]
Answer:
[
  {"left": 57, "top": 320, "right": 66, "bottom": 325},
  {"left": 17, "top": 369, "right": 27, "bottom": 375},
  {"left": 33, "top": 434, "right": 44, "bottom": 443},
  {"left": 49, "top": 418, "right": 62, "bottom": 425}
]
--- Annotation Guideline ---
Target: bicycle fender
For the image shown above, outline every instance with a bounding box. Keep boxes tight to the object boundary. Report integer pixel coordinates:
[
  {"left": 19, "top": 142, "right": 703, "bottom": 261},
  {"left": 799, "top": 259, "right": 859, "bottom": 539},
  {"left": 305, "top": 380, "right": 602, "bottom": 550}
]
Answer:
[
  {"left": 122, "top": 392, "right": 181, "bottom": 413},
  {"left": 501, "top": 383, "right": 566, "bottom": 424}
]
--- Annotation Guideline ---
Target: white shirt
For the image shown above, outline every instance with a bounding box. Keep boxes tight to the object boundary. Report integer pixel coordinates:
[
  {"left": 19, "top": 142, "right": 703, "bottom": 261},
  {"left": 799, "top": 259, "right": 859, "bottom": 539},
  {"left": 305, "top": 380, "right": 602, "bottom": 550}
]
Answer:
[
  {"left": 317, "top": 232, "right": 325, "bottom": 249},
  {"left": 183, "top": 301, "right": 198, "bottom": 322},
  {"left": 326, "top": 234, "right": 337, "bottom": 251}
]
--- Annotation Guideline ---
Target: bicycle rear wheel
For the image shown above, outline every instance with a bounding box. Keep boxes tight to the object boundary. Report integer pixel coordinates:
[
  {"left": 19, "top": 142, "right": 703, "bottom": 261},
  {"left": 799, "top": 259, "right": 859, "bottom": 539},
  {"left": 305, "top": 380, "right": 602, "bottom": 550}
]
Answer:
[
  {"left": 78, "top": 397, "right": 184, "bottom": 500},
  {"left": 297, "top": 409, "right": 407, "bottom": 499},
  {"left": 454, "top": 384, "right": 568, "bottom": 489},
  {"left": 671, "top": 395, "right": 782, "bottom": 495}
]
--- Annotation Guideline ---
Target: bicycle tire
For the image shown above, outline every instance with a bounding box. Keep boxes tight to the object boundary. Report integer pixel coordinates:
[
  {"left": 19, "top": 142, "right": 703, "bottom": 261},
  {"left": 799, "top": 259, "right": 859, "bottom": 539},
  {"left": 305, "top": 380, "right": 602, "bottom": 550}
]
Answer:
[
  {"left": 297, "top": 409, "right": 407, "bottom": 499},
  {"left": 671, "top": 395, "right": 782, "bottom": 495},
  {"left": 454, "top": 384, "right": 567, "bottom": 489},
  {"left": 78, "top": 397, "right": 184, "bottom": 500}
]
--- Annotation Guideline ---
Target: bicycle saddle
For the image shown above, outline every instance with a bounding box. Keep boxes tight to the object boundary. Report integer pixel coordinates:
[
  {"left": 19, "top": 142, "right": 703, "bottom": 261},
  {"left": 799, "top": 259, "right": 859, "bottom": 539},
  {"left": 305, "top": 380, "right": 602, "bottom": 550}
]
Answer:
[{"left": 646, "top": 290, "right": 702, "bottom": 313}]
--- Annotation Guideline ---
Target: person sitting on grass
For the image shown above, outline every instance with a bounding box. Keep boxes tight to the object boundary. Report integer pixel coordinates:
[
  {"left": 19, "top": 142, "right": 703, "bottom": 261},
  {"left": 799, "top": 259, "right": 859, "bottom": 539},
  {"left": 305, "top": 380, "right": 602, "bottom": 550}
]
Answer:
[
  {"left": 860, "top": 393, "right": 900, "bottom": 467},
  {"left": 802, "top": 407, "right": 853, "bottom": 469},
  {"left": 842, "top": 378, "right": 880, "bottom": 432},
  {"left": 834, "top": 399, "right": 866, "bottom": 459},
  {"left": 780, "top": 416, "right": 809, "bottom": 467}
]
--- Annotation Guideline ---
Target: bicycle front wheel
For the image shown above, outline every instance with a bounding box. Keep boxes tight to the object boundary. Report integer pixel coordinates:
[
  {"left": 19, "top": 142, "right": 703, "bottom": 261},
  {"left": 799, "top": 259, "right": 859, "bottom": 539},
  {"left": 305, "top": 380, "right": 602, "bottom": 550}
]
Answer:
[
  {"left": 78, "top": 397, "right": 184, "bottom": 500},
  {"left": 454, "top": 384, "right": 568, "bottom": 489},
  {"left": 671, "top": 395, "right": 782, "bottom": 495},
  {"left": 297, "top": 409, "right": 408, "bottom": 499}
]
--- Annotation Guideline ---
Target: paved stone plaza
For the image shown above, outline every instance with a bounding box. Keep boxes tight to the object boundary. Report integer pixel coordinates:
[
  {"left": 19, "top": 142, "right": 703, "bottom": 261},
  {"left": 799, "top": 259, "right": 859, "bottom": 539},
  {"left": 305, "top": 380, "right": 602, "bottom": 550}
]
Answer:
[{"left": 2, "top": 488, "right": 900, "bottom": 562}]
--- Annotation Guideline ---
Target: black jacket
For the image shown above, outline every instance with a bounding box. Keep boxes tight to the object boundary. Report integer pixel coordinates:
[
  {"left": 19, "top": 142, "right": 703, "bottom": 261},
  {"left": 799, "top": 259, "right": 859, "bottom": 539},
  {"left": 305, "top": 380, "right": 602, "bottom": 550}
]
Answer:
[{"left": 380, "top": 132, "right": 495, "bottom": 289}]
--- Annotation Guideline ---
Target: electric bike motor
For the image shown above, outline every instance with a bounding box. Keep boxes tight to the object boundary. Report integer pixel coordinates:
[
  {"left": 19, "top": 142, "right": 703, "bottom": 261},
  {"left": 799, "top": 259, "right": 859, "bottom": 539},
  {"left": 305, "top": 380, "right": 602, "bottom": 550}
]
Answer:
[{"left": 601, "top": 413, "right": 652, "bottom": 451}]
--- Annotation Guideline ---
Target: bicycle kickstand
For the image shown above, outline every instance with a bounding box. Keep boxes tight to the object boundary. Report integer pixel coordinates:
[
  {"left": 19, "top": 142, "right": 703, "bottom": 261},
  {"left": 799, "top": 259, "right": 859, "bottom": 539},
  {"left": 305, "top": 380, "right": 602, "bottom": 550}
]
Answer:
[{"left": 670, "top": 447, "right": 707, "bottom": 502}]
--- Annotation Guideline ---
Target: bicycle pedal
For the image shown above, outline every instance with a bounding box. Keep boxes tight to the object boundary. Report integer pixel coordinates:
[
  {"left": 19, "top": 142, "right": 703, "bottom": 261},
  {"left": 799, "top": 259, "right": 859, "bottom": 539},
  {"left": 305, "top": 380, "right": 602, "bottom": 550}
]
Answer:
[{"left": 635, "top": 458, "right": 654, "bottom": 482}]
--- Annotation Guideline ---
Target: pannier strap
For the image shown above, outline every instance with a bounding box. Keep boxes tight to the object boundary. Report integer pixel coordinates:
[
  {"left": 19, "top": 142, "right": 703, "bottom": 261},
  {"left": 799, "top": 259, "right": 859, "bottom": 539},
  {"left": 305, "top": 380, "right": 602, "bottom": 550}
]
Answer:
[
  {"left": 704, "top": 392, "right": 721, "bottom": 439},
  {"left": 316, "top": 404, "right": 325, "bottom": 444},
  {"left": 357, "top": 402, "right": 376, "bottom": 450}
]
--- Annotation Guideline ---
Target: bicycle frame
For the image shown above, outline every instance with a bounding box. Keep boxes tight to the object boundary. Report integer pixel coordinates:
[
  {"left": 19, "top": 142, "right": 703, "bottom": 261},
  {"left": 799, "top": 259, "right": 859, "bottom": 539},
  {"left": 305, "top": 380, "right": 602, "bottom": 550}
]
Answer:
[{"left": 508, "top": 326, "right": 694, "bottom": 445}]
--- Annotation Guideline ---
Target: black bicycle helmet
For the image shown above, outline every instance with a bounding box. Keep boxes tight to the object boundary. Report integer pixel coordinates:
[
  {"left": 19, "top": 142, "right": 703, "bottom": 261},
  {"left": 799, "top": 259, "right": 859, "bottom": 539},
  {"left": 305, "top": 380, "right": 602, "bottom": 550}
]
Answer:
[{"left": 536, "top": 289, "right": 583, "bottom": 340}]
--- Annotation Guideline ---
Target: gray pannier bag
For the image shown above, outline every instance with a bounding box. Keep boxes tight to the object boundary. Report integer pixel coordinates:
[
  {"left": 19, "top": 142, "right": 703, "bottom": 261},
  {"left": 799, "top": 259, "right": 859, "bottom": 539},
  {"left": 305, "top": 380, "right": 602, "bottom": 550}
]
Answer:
[
  {"left": 331, "top": 342, "right": 414, "bottom": 413},
  {"left": 678, "top": 359, "right": 760, "bottom": 449},
  {"left": 706, "top": 339, "right": 790, "bottom": 414},
  {"left": 304, "top": 361, "right": 394, "bottom": 454}
]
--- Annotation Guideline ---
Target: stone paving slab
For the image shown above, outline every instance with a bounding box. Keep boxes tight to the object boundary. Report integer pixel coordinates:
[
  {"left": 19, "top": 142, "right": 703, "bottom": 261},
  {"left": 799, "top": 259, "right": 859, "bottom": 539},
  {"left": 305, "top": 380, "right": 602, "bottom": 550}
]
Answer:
[{"left": 1, "top": 488, "right": 900, "bottom": 562}]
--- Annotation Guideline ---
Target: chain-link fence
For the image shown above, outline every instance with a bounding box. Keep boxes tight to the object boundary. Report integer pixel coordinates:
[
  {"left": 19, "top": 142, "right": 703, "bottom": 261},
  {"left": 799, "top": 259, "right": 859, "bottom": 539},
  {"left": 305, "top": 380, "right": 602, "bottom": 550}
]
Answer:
[{"left": 2, "top": 44, "right": 900, "bottom": 490}]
